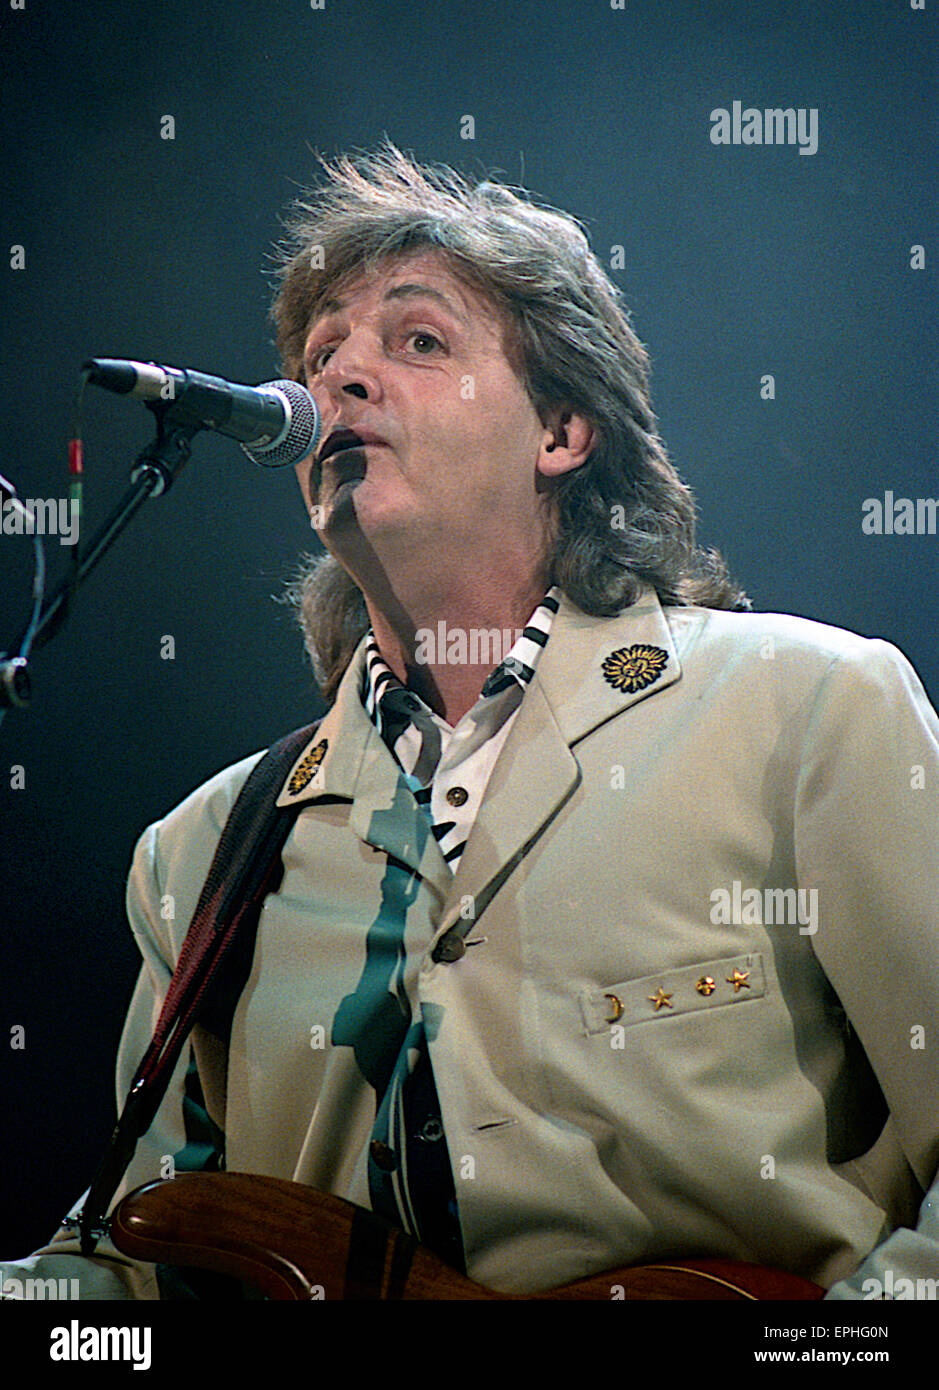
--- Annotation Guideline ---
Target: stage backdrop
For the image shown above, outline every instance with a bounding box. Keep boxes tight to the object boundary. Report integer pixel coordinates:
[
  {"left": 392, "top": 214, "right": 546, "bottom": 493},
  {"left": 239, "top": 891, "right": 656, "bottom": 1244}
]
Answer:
[{"left": 1, "top": 0, "right": 935, "bottom": 1257}]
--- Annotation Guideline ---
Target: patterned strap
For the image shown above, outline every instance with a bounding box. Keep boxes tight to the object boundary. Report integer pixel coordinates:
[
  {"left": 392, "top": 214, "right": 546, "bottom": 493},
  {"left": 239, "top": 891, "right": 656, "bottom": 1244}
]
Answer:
[{"left": 79, "top": 721, "right": 320, "bottom": 1253}]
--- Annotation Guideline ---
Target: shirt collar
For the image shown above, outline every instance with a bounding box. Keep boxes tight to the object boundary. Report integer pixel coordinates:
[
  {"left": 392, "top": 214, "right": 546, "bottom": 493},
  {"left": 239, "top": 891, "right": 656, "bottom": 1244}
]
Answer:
[{"left": 361, "top": 585, "right": 562, "bottom": 735}]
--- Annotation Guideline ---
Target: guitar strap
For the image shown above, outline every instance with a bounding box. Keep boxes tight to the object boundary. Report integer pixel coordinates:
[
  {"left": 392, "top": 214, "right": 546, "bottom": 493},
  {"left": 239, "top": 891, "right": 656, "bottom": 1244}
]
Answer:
[{"left": 79, "top": 719, "right": 321, "bottom": 1255}]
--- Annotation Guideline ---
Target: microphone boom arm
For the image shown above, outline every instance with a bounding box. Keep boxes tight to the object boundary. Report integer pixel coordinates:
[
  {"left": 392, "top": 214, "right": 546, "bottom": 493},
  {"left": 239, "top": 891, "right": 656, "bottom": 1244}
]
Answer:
[{"left": 0, "top": 409, "right": 201, "bottom": 711}]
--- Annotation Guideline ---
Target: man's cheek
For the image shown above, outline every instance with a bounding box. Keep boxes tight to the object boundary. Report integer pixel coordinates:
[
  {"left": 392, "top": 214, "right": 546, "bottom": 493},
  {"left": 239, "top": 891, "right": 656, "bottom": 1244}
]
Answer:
[{"left": 295, "top": 455, "right": 319, "bottom": 509}]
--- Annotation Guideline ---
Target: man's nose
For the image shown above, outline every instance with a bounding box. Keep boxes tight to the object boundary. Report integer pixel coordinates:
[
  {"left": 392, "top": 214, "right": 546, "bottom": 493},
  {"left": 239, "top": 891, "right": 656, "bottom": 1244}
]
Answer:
[{"left": 320, "top": 333, "right": 383, "bottom": 405}]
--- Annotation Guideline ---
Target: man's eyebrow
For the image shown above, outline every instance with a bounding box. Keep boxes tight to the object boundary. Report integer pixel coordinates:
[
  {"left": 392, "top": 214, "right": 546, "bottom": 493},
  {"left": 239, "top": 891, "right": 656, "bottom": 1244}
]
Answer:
[
  {"left": 382, "top": 283, "right": 468, "bottom": 323},
  {"left": 308, "top": 282, "right": 469, "bottom": 335}
]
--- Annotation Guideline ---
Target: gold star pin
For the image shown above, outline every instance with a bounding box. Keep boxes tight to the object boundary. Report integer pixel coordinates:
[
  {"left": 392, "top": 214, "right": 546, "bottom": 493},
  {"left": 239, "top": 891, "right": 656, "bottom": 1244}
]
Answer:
[
  {"left": 648, "top": 986, "right": 674, "bottom": 1012},
  {"left": 726, "top": 968, "right": 750, "bottom": 993},
  {"left": 287, "top": 738, "right": 328, "bottom": 796},
  {"left": 601, "top": 644, "right": 669, "bottom": 693}
]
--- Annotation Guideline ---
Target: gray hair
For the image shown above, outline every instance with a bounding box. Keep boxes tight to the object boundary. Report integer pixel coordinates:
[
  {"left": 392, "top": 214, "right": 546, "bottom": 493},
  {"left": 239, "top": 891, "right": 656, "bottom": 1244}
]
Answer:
[{"left": 272, "top": 141, "right": 748, "bottom": 700}]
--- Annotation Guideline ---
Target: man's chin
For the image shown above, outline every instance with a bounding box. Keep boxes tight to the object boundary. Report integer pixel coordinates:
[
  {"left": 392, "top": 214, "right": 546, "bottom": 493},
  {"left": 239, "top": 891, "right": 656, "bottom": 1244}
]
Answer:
[{"left": 319, "top": 485, "right": 421, "bottom": 554}]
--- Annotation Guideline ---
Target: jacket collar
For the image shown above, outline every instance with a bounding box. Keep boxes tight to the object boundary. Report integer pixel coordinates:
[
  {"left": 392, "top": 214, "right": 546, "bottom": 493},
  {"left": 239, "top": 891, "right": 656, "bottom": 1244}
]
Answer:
[
  {"left": 275, "top": 585, "right": 682, "bottom": 907},
  {"left": 533, "top": 583, "right": 681, "bottom": 745}
]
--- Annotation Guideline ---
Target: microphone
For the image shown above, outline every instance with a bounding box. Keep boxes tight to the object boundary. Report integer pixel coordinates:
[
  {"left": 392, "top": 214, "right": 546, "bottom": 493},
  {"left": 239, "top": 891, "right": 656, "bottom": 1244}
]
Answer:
[{"left": 84, "top": 358, "right": 320, "bottom": 468}]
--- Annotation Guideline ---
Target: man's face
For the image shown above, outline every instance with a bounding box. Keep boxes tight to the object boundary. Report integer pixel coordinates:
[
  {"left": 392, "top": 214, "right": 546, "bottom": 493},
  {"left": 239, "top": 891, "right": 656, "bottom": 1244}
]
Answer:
[{"left": 295, "top": 250, "right": 552, "bottom": 576}]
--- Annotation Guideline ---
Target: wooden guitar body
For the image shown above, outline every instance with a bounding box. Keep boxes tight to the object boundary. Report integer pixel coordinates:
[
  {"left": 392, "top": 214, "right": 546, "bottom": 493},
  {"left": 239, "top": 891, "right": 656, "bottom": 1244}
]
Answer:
[{"left": 109, "top": 1172, "right": 825, "bottom": 1300}]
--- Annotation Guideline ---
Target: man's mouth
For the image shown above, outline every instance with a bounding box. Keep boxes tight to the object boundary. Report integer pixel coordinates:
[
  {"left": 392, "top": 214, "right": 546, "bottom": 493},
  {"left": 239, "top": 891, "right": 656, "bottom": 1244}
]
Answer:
[
  {"left": 314, "top": 427, "right": 387, "bottom": 493},
  {"left": 318, "top": 427, "right": 387, "bottom": 465}
]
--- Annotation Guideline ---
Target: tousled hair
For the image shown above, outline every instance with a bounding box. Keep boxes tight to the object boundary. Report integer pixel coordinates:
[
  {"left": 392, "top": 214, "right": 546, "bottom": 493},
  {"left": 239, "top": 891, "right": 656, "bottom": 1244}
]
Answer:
[{"left": 272, "top": 141, "right": 748, "bottom": 699}]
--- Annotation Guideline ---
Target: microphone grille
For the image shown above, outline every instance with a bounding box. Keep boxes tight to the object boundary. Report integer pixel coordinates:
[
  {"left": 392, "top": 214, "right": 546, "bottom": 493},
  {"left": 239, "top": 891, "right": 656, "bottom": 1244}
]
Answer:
[{"left": 242, "top": 379, "right": 320, "bottom": 468}]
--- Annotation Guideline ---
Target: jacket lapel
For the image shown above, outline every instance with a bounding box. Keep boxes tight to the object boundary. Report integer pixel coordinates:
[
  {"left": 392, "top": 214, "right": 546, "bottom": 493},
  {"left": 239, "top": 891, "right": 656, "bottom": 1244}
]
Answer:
[
  {"left": 443, "top": 586, "right": 682, "bottom": 925},
  {"left": 536, "top": 584, "right": 681, "bottom": 745},
  {"left": 275, "top": 641, "right": 453, "bottom": 902},
  {"left": 274, "top": 586, "right": 681, "bottom": 919}
]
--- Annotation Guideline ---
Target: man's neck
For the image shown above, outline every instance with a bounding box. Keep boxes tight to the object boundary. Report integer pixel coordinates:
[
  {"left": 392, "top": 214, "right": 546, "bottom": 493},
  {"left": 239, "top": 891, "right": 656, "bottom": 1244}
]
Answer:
[{"left": 365, "top": 572, "right": 550, "bottom": 727}]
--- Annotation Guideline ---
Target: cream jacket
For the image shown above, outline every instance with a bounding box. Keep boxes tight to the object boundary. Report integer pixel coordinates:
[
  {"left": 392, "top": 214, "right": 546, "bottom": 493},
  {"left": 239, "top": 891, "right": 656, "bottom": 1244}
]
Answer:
[{"left": 6, "top": 588, "right": 939, "bottom": 1299}]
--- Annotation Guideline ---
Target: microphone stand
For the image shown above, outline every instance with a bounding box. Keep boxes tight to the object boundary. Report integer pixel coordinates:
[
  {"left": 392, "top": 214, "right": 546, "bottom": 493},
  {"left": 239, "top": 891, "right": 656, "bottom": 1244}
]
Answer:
[{"left": 0, "top": 408, "right": 201, "bottom": 712}]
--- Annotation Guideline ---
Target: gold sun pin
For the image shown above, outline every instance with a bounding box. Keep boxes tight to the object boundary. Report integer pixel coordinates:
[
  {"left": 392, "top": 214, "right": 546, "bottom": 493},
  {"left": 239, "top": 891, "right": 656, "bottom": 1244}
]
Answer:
[
  {"left": 288, "top": 738, "right": 328, "bottom": 796},
  {"left": 601, "top": 644, "right": 669, "bottom": 693}
]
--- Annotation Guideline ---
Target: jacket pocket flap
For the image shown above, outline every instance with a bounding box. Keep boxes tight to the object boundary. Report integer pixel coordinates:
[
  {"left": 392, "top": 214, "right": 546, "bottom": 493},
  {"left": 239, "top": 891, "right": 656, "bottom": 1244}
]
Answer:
[{"left": 580, "top": 952, "right": 766, "bottom": 1034}]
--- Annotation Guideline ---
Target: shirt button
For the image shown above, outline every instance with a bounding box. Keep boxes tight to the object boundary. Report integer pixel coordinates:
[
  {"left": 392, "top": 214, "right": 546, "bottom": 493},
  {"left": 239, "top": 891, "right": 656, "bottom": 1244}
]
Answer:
[
  {"left": 369, "top": 1140, "right": 399, "bottom": 1172},
  {"left": 419, "top": 1117, "right": 444, "bottom": 1143},
  {"left": 445, "top": 786, "right": 469, "bottom": 807},
  {"left": 431, "top": 931, "right": 466, "bottom": 963}
]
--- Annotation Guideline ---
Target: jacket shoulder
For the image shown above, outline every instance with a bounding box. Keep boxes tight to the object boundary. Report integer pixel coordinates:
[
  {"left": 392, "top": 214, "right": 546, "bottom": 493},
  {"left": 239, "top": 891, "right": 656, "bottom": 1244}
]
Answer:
[
  {"left": 666, "top": 602, "right": 908, "bottom": 675},
  {"left": 127, "top": 749, "right": 269, "bottom": 947},
  {"left": 160, "top": 747, "right": 269, "bottom": 842},
  {"left": 660, "top": 605, "right": 938, "bottom": 738}
]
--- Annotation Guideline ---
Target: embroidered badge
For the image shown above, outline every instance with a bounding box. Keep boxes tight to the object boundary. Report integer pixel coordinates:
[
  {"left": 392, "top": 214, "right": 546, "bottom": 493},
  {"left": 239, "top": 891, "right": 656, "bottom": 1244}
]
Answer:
[
  {"left": 601, "top": 643, "right": 669, "bottom": 693},
  {"left": 287, "top": 738, "right": 328, "bottom": 796}
]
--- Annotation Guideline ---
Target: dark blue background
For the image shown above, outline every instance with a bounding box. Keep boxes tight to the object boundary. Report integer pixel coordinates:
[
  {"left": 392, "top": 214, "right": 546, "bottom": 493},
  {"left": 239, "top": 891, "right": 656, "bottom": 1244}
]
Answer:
[{"left": 1, "top": 0, "right": 936, "bottom": 1255}]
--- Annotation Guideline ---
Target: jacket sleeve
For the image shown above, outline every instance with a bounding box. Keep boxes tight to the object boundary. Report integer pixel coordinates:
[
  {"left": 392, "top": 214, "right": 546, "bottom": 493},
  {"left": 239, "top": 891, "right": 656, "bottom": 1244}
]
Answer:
[
  {"left": 1, "top": 820, "right": 218, "bottom": 1301},
  {"left": 791, "top": 638, "right": 939, "bottom": 1300}
]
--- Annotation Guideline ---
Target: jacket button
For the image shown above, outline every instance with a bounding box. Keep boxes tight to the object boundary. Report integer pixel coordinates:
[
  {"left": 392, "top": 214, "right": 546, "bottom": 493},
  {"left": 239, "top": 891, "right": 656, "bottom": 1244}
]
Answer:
[
  {"left": 445, "top": 785, "right": 469, "bottom": 807},
  {"left": 369, "top": 1140, "right": 398, "bottom": 1172},
  {"left": 432, "top": 931, "right": 466, "bottom": 963},
  {"left": 418, "top": 1117, "right": 444, "bottom": 1143}
]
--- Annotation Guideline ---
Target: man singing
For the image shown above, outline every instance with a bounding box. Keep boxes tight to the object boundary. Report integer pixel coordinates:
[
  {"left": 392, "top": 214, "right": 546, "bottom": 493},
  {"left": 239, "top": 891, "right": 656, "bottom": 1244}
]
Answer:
[{"left": 4, "top": 143, "right": 938, "bottom": 1299}]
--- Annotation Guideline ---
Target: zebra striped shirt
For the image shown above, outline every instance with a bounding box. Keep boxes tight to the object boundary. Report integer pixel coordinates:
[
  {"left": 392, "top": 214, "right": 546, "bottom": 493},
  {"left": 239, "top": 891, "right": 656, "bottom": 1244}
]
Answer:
[{"left": 361, "top": 586, "right": 561, "bottom": 870}]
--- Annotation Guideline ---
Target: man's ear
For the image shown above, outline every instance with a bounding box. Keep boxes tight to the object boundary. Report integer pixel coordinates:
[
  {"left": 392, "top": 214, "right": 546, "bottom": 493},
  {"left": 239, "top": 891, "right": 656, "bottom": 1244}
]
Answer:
[{"left": 536, "top": 408, "right": 596, "bottom": 479}]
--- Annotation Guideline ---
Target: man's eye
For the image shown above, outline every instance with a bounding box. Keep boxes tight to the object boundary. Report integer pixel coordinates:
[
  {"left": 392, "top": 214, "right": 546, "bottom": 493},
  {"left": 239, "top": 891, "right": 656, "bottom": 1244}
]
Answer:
[
  {"left": 308, "top": 332, "right": 442, "bottom": 375},
  {"left": 407, "top": 332, "right": 443, "bottom": 355},
  {"left": 309, "top": 346, "right": 335, "bottom": 373}
]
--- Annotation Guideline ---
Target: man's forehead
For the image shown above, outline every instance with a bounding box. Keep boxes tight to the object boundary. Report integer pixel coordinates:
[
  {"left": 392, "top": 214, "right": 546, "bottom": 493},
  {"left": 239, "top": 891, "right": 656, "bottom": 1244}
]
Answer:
[{"left": 307, "top": 252, "right": 497, "bottom": 330}]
